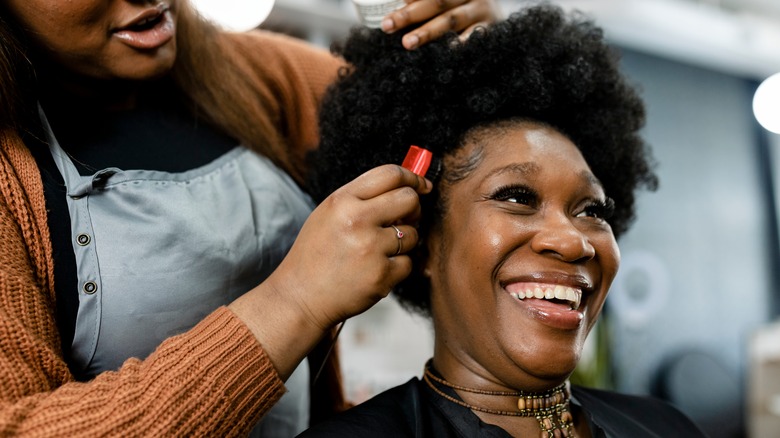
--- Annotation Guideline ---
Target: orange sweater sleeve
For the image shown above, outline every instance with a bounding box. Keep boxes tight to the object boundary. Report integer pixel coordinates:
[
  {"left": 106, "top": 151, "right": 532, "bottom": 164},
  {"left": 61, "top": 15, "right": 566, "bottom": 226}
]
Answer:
[
  {"left": 0, "top": 132, "right": 286, "bottom": 436},
  {"left": 220, "top": 30, "right": 345, "bottom": 173}
]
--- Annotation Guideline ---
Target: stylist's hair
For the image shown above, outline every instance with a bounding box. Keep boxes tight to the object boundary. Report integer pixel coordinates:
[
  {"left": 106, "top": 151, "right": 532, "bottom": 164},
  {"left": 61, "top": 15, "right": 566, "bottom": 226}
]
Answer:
[
  {"left": 0, "top": 12, "right": 35, "bottom": 130},
  {"left": 308, "top": 4, "right": 658, "bottom": 316},
  {"left": 171, "top": 2, "right": 297, "bottom": 179},
  {"left": 0, "top": 0, "right": 296, "bottom": 179}
]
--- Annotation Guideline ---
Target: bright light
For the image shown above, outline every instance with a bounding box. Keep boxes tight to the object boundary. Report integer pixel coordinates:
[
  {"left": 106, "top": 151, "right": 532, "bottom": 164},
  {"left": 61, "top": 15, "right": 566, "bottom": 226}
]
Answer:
[
  {"left": 189, "top": 0, "right": 275, "bottom": 32},
  {"left": 754, "top": 72, "right": 780, "bottom": 134}
]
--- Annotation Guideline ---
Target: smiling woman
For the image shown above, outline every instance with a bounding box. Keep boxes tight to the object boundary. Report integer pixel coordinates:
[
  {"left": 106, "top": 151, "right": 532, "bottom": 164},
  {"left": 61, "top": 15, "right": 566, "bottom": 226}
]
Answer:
[{"left": 301, "top": 5, "right": 706, "bottom": 437}]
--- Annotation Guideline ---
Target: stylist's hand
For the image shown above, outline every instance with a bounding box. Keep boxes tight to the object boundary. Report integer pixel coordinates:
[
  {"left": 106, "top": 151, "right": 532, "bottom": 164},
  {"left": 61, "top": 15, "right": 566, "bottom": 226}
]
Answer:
[
  {"left": 277, "top": 164, "right": 430, "bottom": 329},
  {"left": 382, "top": 0, "right": 503, "bottom": 50},
  {"left": 230, "top": 165, "right": 431, "bottom": 379}
]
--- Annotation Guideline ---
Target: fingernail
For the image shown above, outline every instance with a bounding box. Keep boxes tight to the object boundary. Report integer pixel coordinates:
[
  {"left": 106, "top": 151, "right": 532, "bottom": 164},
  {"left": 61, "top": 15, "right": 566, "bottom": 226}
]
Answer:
[
  {"left": 381, "top": 18, "right": 395, "bottom": 32},
  {"left": 404, "top": 34, "right": 419, "bottom": 50}
]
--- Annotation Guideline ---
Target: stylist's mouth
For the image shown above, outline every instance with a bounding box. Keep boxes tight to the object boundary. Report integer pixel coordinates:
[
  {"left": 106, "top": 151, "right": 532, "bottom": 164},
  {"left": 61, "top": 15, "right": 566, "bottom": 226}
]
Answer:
[{"left": 112, "top": 4, "right": 175, "bottom": 50}]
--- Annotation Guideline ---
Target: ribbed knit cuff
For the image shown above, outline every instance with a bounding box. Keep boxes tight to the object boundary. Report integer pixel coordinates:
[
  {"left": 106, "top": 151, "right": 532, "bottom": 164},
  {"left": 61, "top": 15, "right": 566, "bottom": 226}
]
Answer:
[{"left": 147, "top": 306, "right": 287, "bottom": 436}]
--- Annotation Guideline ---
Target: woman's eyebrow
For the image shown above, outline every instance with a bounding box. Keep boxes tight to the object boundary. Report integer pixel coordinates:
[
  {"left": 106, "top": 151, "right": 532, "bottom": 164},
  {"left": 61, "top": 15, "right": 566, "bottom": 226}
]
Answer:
[
  {"left": 485, "top": 162, "right": 540, "bottom": 179},
  {"left": 579, "top": 170, "right": 604, "bottom": 189},
  {"left": 482, "top": 163, "right": 603, "bottom": 191}
]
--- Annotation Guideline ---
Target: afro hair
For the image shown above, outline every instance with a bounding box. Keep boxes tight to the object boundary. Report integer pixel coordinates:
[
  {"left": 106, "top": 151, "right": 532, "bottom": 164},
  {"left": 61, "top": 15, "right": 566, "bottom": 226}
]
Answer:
[{"left": 307, "top": 3, "right": 658, "bottom": 315}]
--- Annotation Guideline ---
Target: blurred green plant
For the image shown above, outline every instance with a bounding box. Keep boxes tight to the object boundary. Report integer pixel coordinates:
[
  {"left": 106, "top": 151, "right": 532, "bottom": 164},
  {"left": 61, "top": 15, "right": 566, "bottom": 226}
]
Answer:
[{"left": 570, "top": 313, "right": 615, "bottom": 390}]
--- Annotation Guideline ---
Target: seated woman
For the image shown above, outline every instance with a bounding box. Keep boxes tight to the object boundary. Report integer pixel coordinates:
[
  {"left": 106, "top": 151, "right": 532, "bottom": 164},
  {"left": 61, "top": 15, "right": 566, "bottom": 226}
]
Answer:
[{"left": 301, "top": 5, "right": 707, "bottom": 437}]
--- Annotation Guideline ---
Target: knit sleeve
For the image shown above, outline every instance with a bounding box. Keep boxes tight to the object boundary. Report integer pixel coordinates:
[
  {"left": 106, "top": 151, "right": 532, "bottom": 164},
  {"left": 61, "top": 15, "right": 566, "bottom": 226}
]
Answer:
[
  {"left": 0, "top": 132, "right": 286, "bottom": 437},
  {"left": 223, "top": 30, "right": 345, "bottom": 171}
]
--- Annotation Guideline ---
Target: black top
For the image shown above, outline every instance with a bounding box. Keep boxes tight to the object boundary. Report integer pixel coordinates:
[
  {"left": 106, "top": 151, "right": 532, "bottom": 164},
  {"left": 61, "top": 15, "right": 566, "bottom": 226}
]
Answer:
[{"left": 298, "top": 377, "right": 708, "bottom": 437}]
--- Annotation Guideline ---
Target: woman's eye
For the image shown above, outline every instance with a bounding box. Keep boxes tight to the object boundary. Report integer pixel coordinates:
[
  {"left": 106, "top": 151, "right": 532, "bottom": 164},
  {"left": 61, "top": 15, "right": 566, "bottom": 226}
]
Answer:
[
  {"left": 491, "top": 185, "right": 537, "bottom": 206},
  {"left": 576, "top": 198, "right": 615, "bottom": 221}
]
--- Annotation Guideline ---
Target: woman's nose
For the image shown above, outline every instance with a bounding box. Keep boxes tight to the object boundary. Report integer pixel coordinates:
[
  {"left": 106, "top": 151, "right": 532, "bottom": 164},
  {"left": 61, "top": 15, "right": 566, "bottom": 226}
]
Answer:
[{"left": 529, "top": 214, "right": 596, "bottom": 262}]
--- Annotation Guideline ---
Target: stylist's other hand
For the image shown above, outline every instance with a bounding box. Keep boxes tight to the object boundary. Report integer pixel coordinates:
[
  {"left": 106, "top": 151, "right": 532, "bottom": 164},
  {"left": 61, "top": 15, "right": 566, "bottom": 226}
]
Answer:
[{"left": 382, "top": 0, "right": 503, "bottom": 50}]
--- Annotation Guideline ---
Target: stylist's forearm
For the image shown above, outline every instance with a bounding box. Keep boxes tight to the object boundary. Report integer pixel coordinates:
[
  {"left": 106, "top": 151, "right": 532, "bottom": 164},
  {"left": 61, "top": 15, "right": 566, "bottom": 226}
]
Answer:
[{"left": 228, "top": 280, "right": 324, "bottom": 381}]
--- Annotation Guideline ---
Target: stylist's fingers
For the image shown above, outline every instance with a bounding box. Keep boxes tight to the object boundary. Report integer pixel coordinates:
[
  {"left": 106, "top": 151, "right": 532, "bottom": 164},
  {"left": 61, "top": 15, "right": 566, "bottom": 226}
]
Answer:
[
  {"left": 382, "top": 0, "right": 466, "bottom": 34},
  {"left": 384, "top": 224, "right": 418, "bottom": 257},
  {"left": 458, "top": 22, "right": 487, "bottom": 42},
  {"left": 345, "top": 164, "right": 432, "bottom": 200},
  {"left": 383, "top": 0, "right": 501, "bottom": 50}
]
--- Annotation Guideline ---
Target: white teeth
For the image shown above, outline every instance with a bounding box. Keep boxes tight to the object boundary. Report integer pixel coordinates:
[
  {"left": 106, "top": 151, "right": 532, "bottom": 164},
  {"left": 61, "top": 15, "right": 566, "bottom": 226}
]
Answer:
[{"left": 510, "top": 285, "right": 582, "bottom": 310}]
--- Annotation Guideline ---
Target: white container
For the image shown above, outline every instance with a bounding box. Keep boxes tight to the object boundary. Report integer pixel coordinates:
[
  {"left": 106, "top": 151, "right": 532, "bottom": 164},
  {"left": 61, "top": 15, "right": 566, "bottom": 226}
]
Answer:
[{"left": 352, "top": 0, "right": 406, "bottom": 28}]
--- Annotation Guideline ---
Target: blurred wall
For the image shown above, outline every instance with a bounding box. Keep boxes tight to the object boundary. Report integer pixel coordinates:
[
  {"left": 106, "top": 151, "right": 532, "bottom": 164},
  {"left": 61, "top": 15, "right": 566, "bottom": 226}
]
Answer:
[{"left": 608, "top": 49, "right": 775, "bottom": 438}]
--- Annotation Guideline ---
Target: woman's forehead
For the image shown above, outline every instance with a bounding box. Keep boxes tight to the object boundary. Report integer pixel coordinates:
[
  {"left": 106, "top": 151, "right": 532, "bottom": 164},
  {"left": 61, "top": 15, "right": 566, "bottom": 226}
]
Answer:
[{"left": 443, "top": 122, "right": 602, "bottom": 189}]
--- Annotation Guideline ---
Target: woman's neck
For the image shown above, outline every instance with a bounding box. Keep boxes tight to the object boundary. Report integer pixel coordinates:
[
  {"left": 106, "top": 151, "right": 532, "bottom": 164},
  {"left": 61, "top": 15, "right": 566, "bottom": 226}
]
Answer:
[
  {"left": 431, "top": 351, "right": 566, "bottom": 394},
  {"left": 427, "top": 355, "right": 588, "bottom": 437}
]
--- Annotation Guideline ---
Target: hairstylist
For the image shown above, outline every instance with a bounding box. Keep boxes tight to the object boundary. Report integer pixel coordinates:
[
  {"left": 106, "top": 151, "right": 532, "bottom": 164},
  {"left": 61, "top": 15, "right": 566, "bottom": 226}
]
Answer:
[{"left": 0, "top": 0, "right": 500, "bottom": 436}]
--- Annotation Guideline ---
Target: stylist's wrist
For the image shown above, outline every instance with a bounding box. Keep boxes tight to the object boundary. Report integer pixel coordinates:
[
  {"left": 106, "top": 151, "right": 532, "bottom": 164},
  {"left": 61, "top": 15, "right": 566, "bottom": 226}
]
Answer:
[{"left": 228, "top": 271, "right": 328, "bottom": 380}]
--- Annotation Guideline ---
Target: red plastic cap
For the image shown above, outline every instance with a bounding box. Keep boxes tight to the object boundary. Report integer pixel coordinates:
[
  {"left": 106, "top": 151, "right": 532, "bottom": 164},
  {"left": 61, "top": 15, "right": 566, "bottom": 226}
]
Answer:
[{"left": 401, "top": 145, "right": 433, "bottom": 177}]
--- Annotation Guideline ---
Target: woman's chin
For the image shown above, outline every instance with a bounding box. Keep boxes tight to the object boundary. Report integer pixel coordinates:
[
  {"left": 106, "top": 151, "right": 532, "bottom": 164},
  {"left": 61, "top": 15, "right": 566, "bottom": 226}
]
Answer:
[
  {"left": 119, "top": 57, "right": 176, "bottom": 81},
  {"left": 502, "top": 345, "right": 582, "bottom": 389}
]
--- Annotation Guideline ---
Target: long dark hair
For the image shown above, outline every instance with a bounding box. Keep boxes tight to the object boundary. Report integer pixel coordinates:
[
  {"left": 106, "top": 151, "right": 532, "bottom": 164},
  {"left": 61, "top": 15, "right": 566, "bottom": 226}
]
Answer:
[
  {"left": 0, "top": 11, "right": 35, "bottom": 130},
  {"left": 171, "top": 1, "right": 295, "bottom": 178},
  {"left": 1, "top": 0, "right": 296, "bottom": 177}
]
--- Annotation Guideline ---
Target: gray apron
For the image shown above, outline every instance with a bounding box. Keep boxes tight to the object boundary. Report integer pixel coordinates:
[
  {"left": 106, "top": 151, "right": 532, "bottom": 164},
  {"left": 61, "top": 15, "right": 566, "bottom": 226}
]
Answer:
[{"left": 41, "top": 109, "right": 312, "bottom": 437}]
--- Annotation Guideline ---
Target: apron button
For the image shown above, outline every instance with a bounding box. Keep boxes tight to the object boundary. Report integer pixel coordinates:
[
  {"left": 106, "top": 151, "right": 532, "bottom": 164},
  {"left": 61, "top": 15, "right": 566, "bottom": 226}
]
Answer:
[
  {"left": 83, "top": 281, "right": 98, "bottom": 295},
  {"left": 76, "top": 233, "right": 91, "bottom": 246}
]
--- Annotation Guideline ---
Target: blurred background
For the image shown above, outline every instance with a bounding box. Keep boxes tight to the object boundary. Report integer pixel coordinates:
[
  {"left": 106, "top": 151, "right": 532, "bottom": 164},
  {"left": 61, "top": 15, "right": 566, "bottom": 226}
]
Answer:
[{"left": 200, "top": 0, "right": 780, "bottom": 436}]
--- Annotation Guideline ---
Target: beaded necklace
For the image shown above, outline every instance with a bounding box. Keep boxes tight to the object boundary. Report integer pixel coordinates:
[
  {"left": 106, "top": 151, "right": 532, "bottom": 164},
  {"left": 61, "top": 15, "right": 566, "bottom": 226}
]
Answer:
[{"left": 422, "top": 362, "right": 576, "bottom": 438}]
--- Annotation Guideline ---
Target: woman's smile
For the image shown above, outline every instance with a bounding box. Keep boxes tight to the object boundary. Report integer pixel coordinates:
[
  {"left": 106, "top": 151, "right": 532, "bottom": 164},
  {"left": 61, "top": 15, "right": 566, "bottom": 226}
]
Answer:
[{"left": 507, "top": 284, "right": 582, "bottom": 310}]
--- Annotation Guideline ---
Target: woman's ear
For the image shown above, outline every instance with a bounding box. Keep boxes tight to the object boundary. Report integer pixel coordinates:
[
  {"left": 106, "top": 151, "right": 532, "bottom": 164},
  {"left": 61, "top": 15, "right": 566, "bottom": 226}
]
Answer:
[{"left": 422, "top": 228, "right": 440, "bottom": 278}]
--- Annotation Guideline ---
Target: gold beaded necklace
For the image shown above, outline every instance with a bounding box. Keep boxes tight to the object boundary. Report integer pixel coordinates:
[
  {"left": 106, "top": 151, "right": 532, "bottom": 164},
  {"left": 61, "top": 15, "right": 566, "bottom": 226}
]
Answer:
[{"left": 422, "top": 362, "right": 576, "bottom": 438}]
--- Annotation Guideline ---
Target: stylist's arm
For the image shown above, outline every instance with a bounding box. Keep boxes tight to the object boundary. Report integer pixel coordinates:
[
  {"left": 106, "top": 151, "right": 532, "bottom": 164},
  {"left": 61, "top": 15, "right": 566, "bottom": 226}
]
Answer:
[{"left": 230, "top": 165, "right": 431, "bottom": 379}]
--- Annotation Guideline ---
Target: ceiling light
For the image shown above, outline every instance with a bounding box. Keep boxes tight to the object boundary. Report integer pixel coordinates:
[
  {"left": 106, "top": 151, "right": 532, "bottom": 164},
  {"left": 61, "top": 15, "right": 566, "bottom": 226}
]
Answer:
[
  {"left": 754, "top": 72, "right": 780, "bottom": 134},
  {"left": 189, "top": 0, "right": 275, "bottom": 32}
]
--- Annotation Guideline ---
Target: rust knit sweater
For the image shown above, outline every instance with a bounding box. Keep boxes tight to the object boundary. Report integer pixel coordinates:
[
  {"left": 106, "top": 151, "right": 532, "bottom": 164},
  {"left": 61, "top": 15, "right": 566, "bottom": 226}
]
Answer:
[{"left": 0, "top": 30, "right": 341, "bottom": 436}]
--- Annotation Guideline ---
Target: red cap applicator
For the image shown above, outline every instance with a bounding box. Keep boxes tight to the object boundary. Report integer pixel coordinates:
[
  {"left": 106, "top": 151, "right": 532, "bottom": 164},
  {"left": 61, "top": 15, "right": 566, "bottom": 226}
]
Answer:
[{"left": 401, "top": 145, "right": 435, "bottom": 178}]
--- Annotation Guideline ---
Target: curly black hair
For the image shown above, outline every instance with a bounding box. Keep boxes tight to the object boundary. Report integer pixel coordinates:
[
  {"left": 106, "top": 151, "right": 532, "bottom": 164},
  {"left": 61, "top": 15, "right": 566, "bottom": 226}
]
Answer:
[{"left": 307, "top": 4, "right": 658, "bottom": 316}]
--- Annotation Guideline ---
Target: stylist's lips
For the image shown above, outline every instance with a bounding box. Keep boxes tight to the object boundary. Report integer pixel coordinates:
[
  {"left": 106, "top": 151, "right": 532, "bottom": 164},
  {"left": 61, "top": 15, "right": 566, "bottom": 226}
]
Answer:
[{"left": 113, "top": 4, "right": 174, "bottom": 50}]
